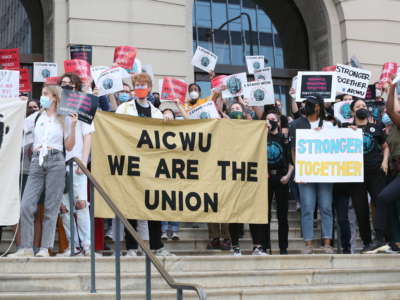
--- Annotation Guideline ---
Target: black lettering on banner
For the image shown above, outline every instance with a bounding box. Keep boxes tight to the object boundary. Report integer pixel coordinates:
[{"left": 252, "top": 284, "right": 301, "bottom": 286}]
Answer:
[
  {"left": 163, "top": 132, "right": 176, "bottom": 149},
  {"left": 179, "top": 132, "right": 196, "bottom": 151},
  {"left": 187, "top": 160, "right": 199, "bottom": 180},
  {"left": 108, "top": 155, "right": 125, "bottom": 175},
  {"left": 204, "top": 193, "right": 218, "bottom": 212},
  {"left": 137, "top": 130, "right": 154, "bottom": 149},
  {"left": 127, "top": 156, "right": 140, "bottom": 176},
  {"left": 217, "top": 160, "right": 230, "bottom": 180},
  {"left": 154, "top": 130, "right": 160, "bottom": 148},
  {"left": 172, "top": 159, "right": 185, "bottom": 179},
  {"left": 178, "top": 191, "right": 184, "bottom": 211},
  {"left": 247, "top": 162, "right": 258, "bottom": 182},
  {"left": 155, "top": 159, "right": 171, "bottom": 178},
  {"left": 145, "top": 190, "right": 158, "bottom": 210},
  {"left": 232, "top": 161, "right": 246, "bottom": 181},
  {"left": 198, "top": 133, "right": 212, "bottom": 152},
  {"left": 162, "top": 190, "right": 176, "bottom": 210},
  {"left": 185, "top": 192, "right": 202, "bottom": 211}
]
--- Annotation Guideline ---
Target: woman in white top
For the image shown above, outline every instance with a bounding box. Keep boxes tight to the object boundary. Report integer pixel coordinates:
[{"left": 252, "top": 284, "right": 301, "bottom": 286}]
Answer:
[{"left": 10, "top": 85, "right": 77, "bottom": 257}]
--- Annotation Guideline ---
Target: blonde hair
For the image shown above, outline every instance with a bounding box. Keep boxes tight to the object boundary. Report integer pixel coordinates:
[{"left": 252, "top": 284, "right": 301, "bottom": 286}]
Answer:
[
  {"left": 42, "top": 85, "right": 65, "bottom": 125},
  {"left": 132, "top": 73, "right": 152, "bottom": 90}
]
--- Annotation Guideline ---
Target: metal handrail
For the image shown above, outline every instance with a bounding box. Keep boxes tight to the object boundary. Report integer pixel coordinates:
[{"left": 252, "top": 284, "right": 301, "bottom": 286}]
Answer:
[{"left": 71, "top": 157, "right": 207, "bottom": 300}]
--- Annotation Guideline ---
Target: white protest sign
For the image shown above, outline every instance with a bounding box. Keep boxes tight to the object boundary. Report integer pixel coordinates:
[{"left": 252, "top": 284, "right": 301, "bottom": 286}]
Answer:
[
  {"left": 335, "top": 64, "right": 371, "bottom": 98},
  {"left": 0, "top": 70, "right": 19, "bottom": 98},
  {"left": 295, "top": 72, "right": 337, "bottom": 102},
  {"left": 159, "top": 100, "right": 179, "bottom": 113},
  {"left": 244, "top": 80, "right": 275, "bottom": 106},
  {"left": 222, "top": 72, "right": 247, "bottom": 99},
  {"left": 91, "top": 66, "right": 108, "bottom": 85},
  {"left": 254, "top": 67, "right": 272, "bottom": 81},
  {"left": 188, "top": 100, "right": 220, "bottom": 119},
  {"left": 97, "top": 68, "right": 124, "bottom": 96},
  {"left": 334, "top": 101, "right": 354, "bottom": 124},
  {"left": 246, "top": 56, "right": 265, "bottom": 74},
  {"left": 33, "top": 62, "right": 58, "bottom": 82},
  {"left": 191, "top": 46, "right": 218, "bottom": 72},
  {"left": 295, "top": 128, "right": 364, "bottom": 183}
]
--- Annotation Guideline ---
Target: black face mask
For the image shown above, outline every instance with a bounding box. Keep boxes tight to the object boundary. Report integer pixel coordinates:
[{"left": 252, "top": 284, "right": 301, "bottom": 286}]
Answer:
[
  {"left": 355, "top": 108, "right": 369, "bottom": 120},
  {"left": 269, "top": 120, "right": 278, "bottom": 132},
  {"left": 305, "top": 102, "right": 316, "bottom": 116},
  {"left": 62, "top": 85, "right": 74, "bottom": 90}
]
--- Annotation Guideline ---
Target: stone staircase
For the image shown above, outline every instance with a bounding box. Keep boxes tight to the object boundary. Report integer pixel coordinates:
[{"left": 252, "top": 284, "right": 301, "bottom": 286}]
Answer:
[{"left": 1, "top": 200, "right": 400, "bottom": 299}]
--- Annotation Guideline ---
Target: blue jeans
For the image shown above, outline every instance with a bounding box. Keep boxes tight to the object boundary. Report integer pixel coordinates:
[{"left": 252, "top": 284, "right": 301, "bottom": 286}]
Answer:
[
  {"left": 161, "top": 222, "right": 180, "bottom": 233},
  {"left": 298, "top": 183, "right": 333, "bottom": 241}
]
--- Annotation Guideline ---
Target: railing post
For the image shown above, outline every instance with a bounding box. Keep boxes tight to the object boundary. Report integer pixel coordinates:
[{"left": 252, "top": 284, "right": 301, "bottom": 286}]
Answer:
[
  {"left": 177, "top": 288, "right": 183, "bottom": 300},
  {"left": 115, "top": 216, "right": 121, "bottom": 300},
  {"left": 146, "top": 254, "right": 151, "bottom": 300},
  {"left": 67, "top": 160, "right": 75, "bottom": 256},
  {"left": 89, "top": 182, "right": 96, "bottom": 293}
]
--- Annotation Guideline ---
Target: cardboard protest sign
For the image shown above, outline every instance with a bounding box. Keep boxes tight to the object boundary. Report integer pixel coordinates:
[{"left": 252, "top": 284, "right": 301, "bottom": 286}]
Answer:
[
  {"left": 19, "top": 69, "right": 31, "bottom": 93},
  {"left": 45, "top": 76, "right": 61, "bottom": 86},
  {"left": 161, "top": 77, "right": 188, "bottom": 104},
  {"left": 243, "top": 80, "right": 274, "bottom": 106},
  {"left": 64, "top": 59, "right": 91, "bottom": 81},
  {"left": 211, "top": 75, "right": 227, "bottom": 89},
  {"left": 92, "top": 111, "right": 267, "bottom": 223},
  {"left": 295, "top": 72, "right": 336, "bottom": 102},
  {"left": 379, "top": 62, "right": 398, "bottom": 89},
  {"left": 0, "top": 48, "right": 19, "bottom": 69},
  {"left": 33, "top": 62, "right": 58, "bottom": 82},
  {"left": 335, "top": 64, "right": 371, "bottom": 98},
  {"left": 58, "top": 89, "right": 99, "bottom": 124},
  {"left": 0, "top": 70, "right": 19, "bottom": 98},
  {"left": 334, "top": 101, "right": 353, "bottom": 124},
  {"left": 187, "top": 100, "right": 220, "bottom": 119},
  {"left": 114, "top": 46, "right": 137, "bottom": 70},
  {"left": 295, "top": 128, "right": 364, "bottom": 183},
  {"left": 254, "top": 67, "right": 272, "bottom": 81},
  {"left": 222, "top": 72, "right": 247, "bottom": 99},
  {"left": 246, "top": 56, "right": 264, "bottom": 74},
  {"left": 96, "top": 67, "right": 124, "bottom": 96},
  {"left": 191, "top": 46, "right": 218, "bottom": 72},
  {"left": 365, "top": 84, "right": 376, "bottom": 101},
  {"left": 90, "top": 66, "right": 108, "bottom": 85},
  {"left": 70, "top": 45, "right": 92, "bottom": 64}
]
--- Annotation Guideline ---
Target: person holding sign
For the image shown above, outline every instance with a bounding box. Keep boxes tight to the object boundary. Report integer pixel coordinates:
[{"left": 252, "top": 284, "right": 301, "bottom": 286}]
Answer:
[
  {"left": 9, "top": 86, "right": 78, "bottom": 258},
  {"left": 289, "top": 96, "right": 335, "bottom": 254},
  {"left": 341, "top": 99, "right": 389, "bottom": 253}
]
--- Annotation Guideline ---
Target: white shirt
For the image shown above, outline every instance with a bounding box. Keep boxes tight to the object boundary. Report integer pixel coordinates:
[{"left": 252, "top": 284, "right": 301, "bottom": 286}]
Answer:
[
  {"left": 309, "top": 119, "right": 334, "bottom": 129},
  {"left": 115, "top": 99, "right": 163, "bottom": 119},
  {"left": 66, "top": 120, "right": 95, "bottom": 161}
]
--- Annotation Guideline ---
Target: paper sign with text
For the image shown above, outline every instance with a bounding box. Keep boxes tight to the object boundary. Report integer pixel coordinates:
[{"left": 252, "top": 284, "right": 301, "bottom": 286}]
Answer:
[
  {"left": 334, "top": 101, "right": 353, "bottom": 124},
  {"left": 295, "top": 128, "right": 364, "bottom": 183},
  {"left": 191, "top": 46, "right": 218, "bottom": 72},
  {"left": 91, "top": 66, "right": 108, "bottom": 85},
  {"left": 0, "top": 48, "right": 19, "bottom": 69},
  {"left": 96, "top": 67, "right": 124, "bottom": 96},
  {"left": 296, "top": 72, "right": 336, "bottom": 102},
  {"left": 246, "top": 56, "right": 264, "bottom": 74},
  {"left": 222, "top": 72, "right": 247, "bottom": 99},
  {"left": 19, "top": 69, "right": 31, "bottom": 92},
  {"left": 114, "top": 46, "right": 137, "bottom": 70},
  {"left": 70, "top": 45, "right": 92, "bottom": 64},
  {"left": 64, "top": 59, "right": 91, "bottom": 81},
  {"left": 379, "top": 62, "right": 398, "bottom": 89},
  {"left": 0, "top": 70, "right": 19, "bottom": 98},
  {"left": 254, "top": 67, "right": 272, "bottom": 81},
  {"left": 244, "top": 80, "right": 275, "bottom": 106},
  {"left": 58, "top": 89, "right": 99, "bottom": 124},
  {"left": 33, "top": 62, "right": 58, "bottom": 82},
  {"left": 188, "top": 100, "right": 220, "bottom": 119},
  {"left": 161, "top": 77, "right": 188, "bottom": 104},
  {"left": 92, "top": 111, "right": 267, "bottom": 223},
  {"left": 335, "top": 64, "right": 371, "bottom": 98}
]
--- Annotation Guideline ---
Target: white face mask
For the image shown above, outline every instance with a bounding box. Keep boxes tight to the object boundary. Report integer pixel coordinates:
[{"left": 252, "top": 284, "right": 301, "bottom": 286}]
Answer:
[{"left": 189, "top": 91, "right": 199, "bottom": 100}]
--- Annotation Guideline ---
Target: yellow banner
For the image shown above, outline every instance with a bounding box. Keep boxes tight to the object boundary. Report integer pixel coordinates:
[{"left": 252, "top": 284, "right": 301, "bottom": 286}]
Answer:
[{"left": 92, "top": 111, "right": 268, "bottom": 223}]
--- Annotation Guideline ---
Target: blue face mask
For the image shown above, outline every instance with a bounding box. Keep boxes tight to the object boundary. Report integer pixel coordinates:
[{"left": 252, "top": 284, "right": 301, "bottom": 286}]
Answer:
[
  {"left": 382, "top": 113, "right": 393, "bottom": 125},
  {"left": 118, "top": 92, "right": 132, "bottom": 103},
  {"left": 40, "top": 96, "right": 52, "bottom": 109}
]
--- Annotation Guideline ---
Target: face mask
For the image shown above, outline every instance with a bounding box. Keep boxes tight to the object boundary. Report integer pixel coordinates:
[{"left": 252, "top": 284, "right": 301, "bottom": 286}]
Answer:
[
  {"left": 304, "top": 102, "right": 316, "bottom": 116},
  {"left": 135, "top": 88, "right": 148, "bottom": 99},
  {"left": 62, "top": 85, "right": 74, "bottom": 90},
  {"left": 118, "top": 92, "right": 132, "bottom": 103},
  {"left": 355, "top": 108, "right": 369, "bottom": 120},
  {"left": 382, "top": 113, "right": 392, "bottom": 125},
  {"left": 229, "top": 111, "right": 243, "bottom": 119},
  {"left": 40, "top": 96, "right": 52, "bottom": 109},
  {"left": 189, "top": 91, "right": 199, "bottom": 100},
  {"left": 269, "top": 120, "right": 278, "bottom": 131}
]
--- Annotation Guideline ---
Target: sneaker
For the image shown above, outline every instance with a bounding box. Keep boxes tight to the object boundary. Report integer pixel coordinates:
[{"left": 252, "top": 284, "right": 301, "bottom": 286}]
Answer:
[
  {"left": 126, "top": 249, "right": 138, "bottom": 257},
  {"left": 35, "top": 248, "right": 50, "bottom": 257},
  {"left": 7, "top": 248, "right": 34, "bottom": 258},
  {"left": 280, "top": 249, "right": 288, "bottom": 255},
  {"left": 220, "top": 239, "right": 232, "bottom": 251},
  {"left": 362, "top": 240, "right": 390, "bottom": 254},
  {"left": 57, "top": 247, "right": 82, "bottom": 257},
  {"left": 206, "top": 238, "right": 221, "bottom": 250},
  {"left": 82, "top": 246, "right": 101, "bottom": 257},
  {"left": 171, "top": 232, "right": 180, "bottom": 241},
  {"left": 161, "top": 233, "right": 168, "bottom": 241},
  {"left": 233, "top": 247, "right": 242, "bottom": 256},
  {"left": 388, "top": 243, "right": 400, "bottom": 253},
  {"left": 252, "top": 246, "right": 268, "bottom": 256},
  {"left": 323, "top": 245, "right": 335, "bottom": 254},
  {"left": 155, "top": 247, "right": 175, "bottom": 256},
  {"left": 302, "top": 245, "right": 313, "bottom": 255}
]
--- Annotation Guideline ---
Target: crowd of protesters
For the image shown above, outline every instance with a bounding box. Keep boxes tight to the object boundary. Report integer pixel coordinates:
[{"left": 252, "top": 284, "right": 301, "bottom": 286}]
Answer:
[{"left": 2, "top": 61, "right": 400, "bottom": 258}]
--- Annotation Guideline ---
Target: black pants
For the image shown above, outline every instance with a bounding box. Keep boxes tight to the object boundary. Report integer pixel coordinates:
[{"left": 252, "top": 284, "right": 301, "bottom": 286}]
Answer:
[
  {"left": 125, "top": 220, "right": 163, "bottom": 250},
  {"left": 349, "top": 169, "right": 386, "bottom": 246},
  {"left": 266, "top": 175, "right": 289, "bottom": 250},
  {"left": 229, "top": 223, "right": 268, "bottom": 249},
  {"left": 333, "top": 187, "right": 351, "bottom": 251}
]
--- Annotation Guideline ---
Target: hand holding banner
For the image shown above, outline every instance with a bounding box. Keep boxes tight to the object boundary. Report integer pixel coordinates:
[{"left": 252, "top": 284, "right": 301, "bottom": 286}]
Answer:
[
  {"left": 161, "top": 77, "right": 188, "bottom": 104},
  {"left": 114, "top": 46, "right": 137, "bottom": 70},
  {"left": 0, "top": 48, "right": 19, "bottom": 69},
  {"left": 58, "top": 89, "right": 99, "bottom": 124},
  {"left": 64, "top": 59, "right": 91, "bottom": 81},
  {"left": 191, "top": 46, "right": 218, "bottom": 72},
  {"left": 243, "top": 80, "right": 275, "bottom": 106},
  {"left": 245, "top": 56, "right": 265, "bottom": 74},
  {"left": 296, "top": 72, "right": 336, "bottom": 102},
  {"left": 33, "top": 62, "right": 58, "bottom": 82}
]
